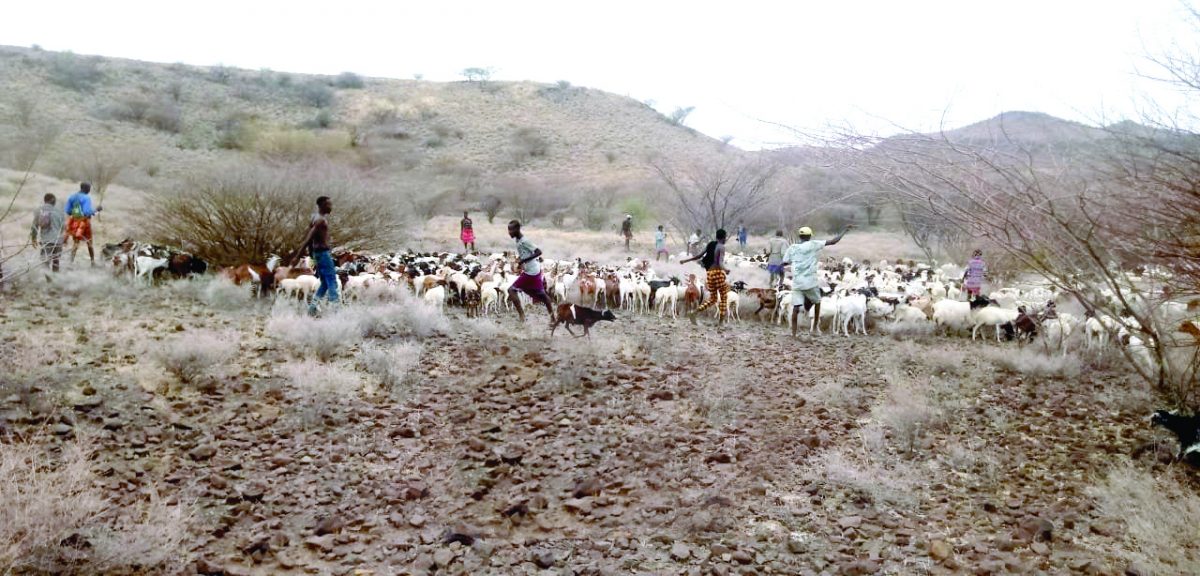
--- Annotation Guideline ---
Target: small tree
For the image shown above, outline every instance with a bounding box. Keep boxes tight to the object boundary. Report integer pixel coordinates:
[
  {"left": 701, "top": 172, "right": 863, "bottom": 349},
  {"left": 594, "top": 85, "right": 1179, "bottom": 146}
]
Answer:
[
  {"left": 143, "top": 162, "right": 404, "bottom": 266},
  {"left": 334, "top": 72, "right": 365, "bottom": 89},
  {"left": 651, "top": 158, "right": 779, "bottom": 233},
  {"left": 460, "top": 67, "right": 492, "bottom": 83},
  {"left": 668, "top": 106, "right": 695, "bottom": 127},
  {"left": 480, "top": 195, "right": 503, "bottom": 223}
]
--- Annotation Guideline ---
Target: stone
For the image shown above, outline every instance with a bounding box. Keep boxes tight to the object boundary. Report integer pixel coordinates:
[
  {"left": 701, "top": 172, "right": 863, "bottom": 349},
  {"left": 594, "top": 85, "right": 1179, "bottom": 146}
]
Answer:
[
  {"left": 838, "top": 515, "right": 863, "bottom": 529},
  {"left": 731, "top": 549, "right": 753, "bottom": 564},
  {"left": 51, "top": 423, "right": 72, "bottom": 435},
  {"left": 1030, "top": 541, "right": 1049, "bottom": 555},
  {"left": 671, "top": 542, "right": 691, "bottom": 561},
  {"left": 433, "top": 548, "right": 454, "bottom": 568},
  {"left": 304, "top": 535, "right": 334, "bottom": 553},
  {"left": 928, "top": 540, "right": 952, "bottom": 561},
  {"left": 189, "top": 444, "right": 217, "bottom": 461},
  {"left": 314, "top": 515, "right": 345, "bottom": 536},
  {"left": 1017, "top": 517, "right": 1054, "bottom": 543}
]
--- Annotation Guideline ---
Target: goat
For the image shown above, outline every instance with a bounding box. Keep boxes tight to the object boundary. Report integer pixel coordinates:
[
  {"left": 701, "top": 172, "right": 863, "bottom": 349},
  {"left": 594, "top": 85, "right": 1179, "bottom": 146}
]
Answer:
[
  {"left": 656, "top": 286, "right": 679, "bottom": 318},
  {"left": 550, "top": 303, "right": 616, "bottom": 339},
  {"left": 1151, "top": 410, "right": 1200, "bottom": 465},
  {"left": 968, "top": 295, "right": 1018, "bottom": 341}
]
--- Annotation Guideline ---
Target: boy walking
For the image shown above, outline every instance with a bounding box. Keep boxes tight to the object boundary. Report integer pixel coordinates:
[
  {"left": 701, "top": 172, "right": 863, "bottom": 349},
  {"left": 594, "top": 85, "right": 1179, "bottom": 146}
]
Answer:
[{"left": 30, "top": 193, "right": 66, "bottom": 272}]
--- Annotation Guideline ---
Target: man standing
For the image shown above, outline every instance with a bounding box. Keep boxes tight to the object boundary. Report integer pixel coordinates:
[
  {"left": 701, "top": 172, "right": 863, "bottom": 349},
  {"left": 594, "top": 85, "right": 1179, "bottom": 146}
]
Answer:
[
  {"left": 682, "top": 228, "right": 731, "bottom": 326},
  {"left": 736, "top": 223, "right": 748, "bottom": 251},
  {"left": 620, "top": 214, "right": 633, "bottom": 251},
  {"left": 963, "top": 249, "right": 986, "bottom": 299},
  {"left": 460, "top": 211, "right": 476, "bottom": 253},
  {"left": 784, "top": 225, "right": 852, "bottom": 338},
  {"left": 290, "top": 196, "right": 338, "bottom": 316},
  {"left": 766, "top": 229, "right": 788, "bottom": 287},
  {"left": 30, "top": 193, "right": 66, "bottom": 273},
  {"left": 64, "top": 182, "right": 101, "bottom": 265},
  {"left": 507, "top": 220, "right": 554, "bottom": 324},
  {"left": 654, "top": 225, "right": 670, "bottom": 262}
]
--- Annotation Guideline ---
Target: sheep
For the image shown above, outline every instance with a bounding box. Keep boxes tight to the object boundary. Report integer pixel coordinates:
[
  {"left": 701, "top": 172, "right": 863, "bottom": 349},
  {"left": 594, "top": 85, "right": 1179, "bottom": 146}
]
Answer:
[
  {"left": 968, "top": 297, "right": 1018, "bottom": 341},
  {"left": 423, "top": 285, "right": 446, "bottom": 310},
  {"left": 134, "top": 255, "right": 169, "bottom": 283},
  {"left": 656, "top": 286, "right": 679, "bottom": 318},
  {"left": 891, "top": 303, "right": 928, "bottom": 325},
  {"left": 837, "top": 293, "right": 868, "bottom": 337},
  {"left": 932, "top": 299, "right": 972, "bottom": 334}
]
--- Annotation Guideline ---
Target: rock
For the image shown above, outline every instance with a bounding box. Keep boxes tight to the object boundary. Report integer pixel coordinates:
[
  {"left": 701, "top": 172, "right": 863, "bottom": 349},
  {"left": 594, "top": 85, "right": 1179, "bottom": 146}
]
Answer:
[
  {"left": 433, "top": 548, "right": 454, "bottom": 568},
  {"left": 51, "top": 423, "right": 72, "bottom": 435},
  {"left": 195, "top": 557, "right": 224, "bottom": 575},
  {"left": 563, "top": 498, "right": 593, "bottom": 515},
  {"left": 189, "top": 444, "right": 217, "bottom": 461},
  {"left": 928, "top": 540, "right": 952, "bottom": 561},
  {"left": 840, "top": 559, "right": 881, "bottom": 575},
  {"left": 531, "top": 551, "right": 556, "bottom": 569},
  {"left": 671, "top": 542, "right": 691, "bottom": 561},
  {"left": 314, "top": 515, "right": 345, "bottom": 536},
  {"left": 731, "top": 549, "right": 753, "bottom": 564},
  {"left": 71, "top": 394, "right": 102, "bottom": 411},
  {"left": 304, "top": 535, "right": 334, "bottom": 553},
  {"left": 786, "top": 536, "right": 806, "bottom": 554},
  {"left": 1030, "top": 541, "right": 1049, "bottom": 555},
  {"left": 572, "top": 478, "right": 603, "bottom": 498},
  {"left": 838, "top": 515, "right": 863, "bottom": 529},
  {"left": 408, "top": 514, "right": 427, "bottom": 528},
  {"left": 649, "top": 390, "right": 674, "bottom": 401},
  {"left": 102, "top": 417, "right": 124, "bottom": 430},
  {"left": 1017, "top": 517, "right": 1054, "bottom": 543},
  {"left": 443, "top": 531, "right": 475, "bottom": 547},
  {"left": 1125, "top": 561, "right": 1151, "bottom": 576}
]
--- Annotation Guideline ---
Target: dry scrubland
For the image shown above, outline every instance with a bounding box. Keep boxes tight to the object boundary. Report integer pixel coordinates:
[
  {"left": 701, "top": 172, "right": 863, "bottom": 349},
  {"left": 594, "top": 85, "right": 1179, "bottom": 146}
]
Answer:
[{"left": 2, "top": 246, "right": 1197, "bottom": 575}]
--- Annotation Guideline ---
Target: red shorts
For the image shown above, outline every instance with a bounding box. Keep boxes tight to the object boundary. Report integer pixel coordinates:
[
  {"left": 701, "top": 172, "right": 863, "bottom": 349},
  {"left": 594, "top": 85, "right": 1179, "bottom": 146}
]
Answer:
[
  {"left": 510, "top": 272, "right": 545, "bottom": 296},
  {"left": 67, "top": 217, "right": 92, "bottom": 241}
]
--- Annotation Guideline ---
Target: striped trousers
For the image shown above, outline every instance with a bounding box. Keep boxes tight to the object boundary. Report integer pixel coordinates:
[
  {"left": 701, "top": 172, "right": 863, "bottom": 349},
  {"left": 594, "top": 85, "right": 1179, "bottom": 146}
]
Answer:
[{"left": 695, "top": 268, "right": 729, "bottom": 319}]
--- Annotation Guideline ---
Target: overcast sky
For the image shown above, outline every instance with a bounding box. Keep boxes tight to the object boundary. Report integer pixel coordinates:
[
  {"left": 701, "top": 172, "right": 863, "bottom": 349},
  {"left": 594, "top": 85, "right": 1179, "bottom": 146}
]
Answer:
[{"left": 3, "top": 1, "right": 1194, "bottom": 149}]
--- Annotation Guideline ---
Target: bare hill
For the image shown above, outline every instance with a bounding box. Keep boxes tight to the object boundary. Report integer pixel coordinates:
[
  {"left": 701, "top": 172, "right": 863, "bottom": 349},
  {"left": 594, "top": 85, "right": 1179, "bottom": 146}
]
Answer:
[{"left": 0, "top": 45, "right": 744, "bottom": 194}]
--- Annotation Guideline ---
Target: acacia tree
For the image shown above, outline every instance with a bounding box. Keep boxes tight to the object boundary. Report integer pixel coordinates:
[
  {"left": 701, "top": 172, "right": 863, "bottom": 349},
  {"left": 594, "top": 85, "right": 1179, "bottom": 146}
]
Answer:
[
  {"left": 650, "top": 158, "right": 779, "bottom": 235},
  {"left": 855, "top": 118, "right": 1200, "bottom": 405}
]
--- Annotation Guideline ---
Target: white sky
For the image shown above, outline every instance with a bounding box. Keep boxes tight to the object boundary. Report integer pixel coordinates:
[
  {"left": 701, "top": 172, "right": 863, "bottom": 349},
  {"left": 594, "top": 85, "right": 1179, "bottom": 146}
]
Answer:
[{"left": 2, "top": 1, "right": 1195, "bottom": 149}]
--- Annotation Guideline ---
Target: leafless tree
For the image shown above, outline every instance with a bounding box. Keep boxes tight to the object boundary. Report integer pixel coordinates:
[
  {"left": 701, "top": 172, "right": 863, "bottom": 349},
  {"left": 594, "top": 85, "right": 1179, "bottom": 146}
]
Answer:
[{"left": 650, "top": 158, "right": 779, "bottom": 235}]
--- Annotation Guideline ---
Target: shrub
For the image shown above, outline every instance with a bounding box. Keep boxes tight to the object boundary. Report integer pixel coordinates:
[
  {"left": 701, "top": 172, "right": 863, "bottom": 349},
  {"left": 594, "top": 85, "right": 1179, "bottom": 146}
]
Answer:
[
  {"left": 297, "top": 81, "right": 335, "bottom": 107},
  {"left": 215, "top": 112, "right": 257, "bottom": 150},
  {"left": 358, "top": 341, "right": 422, "bottom": 393},
  {"left": 208, "top": 64, "right": 233, "bottom": 84},
  {"left": 480, "top": 195, "right": 503, "bottom": 223},
  {"left": 0, "top": 438, "right": 195, "bottom": 573},
  {"left": 573, "top": 189, "right": 616, "bottom": 231},
  {"left": 983, "top": 348, "right": 1082, "bottom": 379},
  {"left": 1089, "top": 463, "right": 1200, "bottom": 573},
  {"left": 616, "top": 196, "right": 653, "bottom": 230},
  {"left": 47, "top": 52, "right": 103, "bottom": 92},
  {"left": 156, "top": 332, "right": 238, "bottom": 385},
  {"left": 872, "top": 370, "right": 942, "bottom": 452},
  {"left": 143, "top": 99, "right": 182, "bottom": 133},
  {"left": 807, "top": 445, "right": 918, "bottom": 508},
  {"left": 510, "top": 126, "right": 549, "bottom": 163},
  {"left": 251, "top": 128, "right": 352, "bottom": 162},
  {"left": 334, "top": 71, "right": 365, "bottom": 89},
  {"left": 345, "top": 299, "right": 449, "bottom": 340},
  {"left": 305, "top": 109, "right": 334, "bottom": 129},
  {"left": 267, "top": 310, "right": 361, "bottom": 362},
  {"left": 284, "top": 360, "right": 362, "bottom": 428},
  {"left": 143, "top": 161, "right": 405, "bottom": 266}
]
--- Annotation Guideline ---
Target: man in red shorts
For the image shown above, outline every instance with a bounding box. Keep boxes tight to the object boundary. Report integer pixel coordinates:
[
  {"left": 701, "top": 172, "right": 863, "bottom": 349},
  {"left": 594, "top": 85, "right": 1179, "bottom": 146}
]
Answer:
[
  {"left": 64, "top": 182, "right": 102, "bottom": 265},
  {"left": 506, "top": 220, "right": 554, "bottom": 324}
]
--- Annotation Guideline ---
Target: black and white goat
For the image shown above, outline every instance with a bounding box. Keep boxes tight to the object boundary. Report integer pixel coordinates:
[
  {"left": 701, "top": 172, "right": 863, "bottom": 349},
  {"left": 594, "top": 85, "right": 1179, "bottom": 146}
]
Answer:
[{"left": 1151, "top": 409, "right": 1200, "bottom": 466}]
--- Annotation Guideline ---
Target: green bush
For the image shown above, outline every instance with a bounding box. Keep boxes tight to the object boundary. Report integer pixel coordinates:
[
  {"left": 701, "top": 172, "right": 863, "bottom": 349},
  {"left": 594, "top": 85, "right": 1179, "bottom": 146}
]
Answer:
[
  {"left": 616, "top": 196, "right": 654, "bottom": 231},
  {"left": 48, "top": 53, "right": 103, "bottom": 92},
  {"left": 297, "top": 81, "right": 335, "bottom": 107},
  {"left": 334, "top": 72, "right": 364, "bottom": 89}
]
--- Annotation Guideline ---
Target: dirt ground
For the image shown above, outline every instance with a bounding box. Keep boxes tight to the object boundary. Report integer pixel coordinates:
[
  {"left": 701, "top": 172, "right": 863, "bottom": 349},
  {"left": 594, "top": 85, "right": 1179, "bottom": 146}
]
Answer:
[{"left": 0, "top": 267, "right": 1195, "bottom": 575}]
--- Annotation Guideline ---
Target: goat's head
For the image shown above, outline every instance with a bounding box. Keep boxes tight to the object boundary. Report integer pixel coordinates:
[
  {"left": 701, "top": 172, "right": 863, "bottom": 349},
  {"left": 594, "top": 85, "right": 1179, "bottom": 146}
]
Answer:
[
  {"left": 969, "top": 295, "right": 992, "bottom": 310},
  {"left": 601, "top": 310, "right": 617, "bottom": 322}
]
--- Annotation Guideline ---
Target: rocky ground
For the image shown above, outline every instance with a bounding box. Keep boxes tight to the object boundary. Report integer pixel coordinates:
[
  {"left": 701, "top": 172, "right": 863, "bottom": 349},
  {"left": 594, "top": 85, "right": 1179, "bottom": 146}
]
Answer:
[{"left": 1, "top": 271, "right": 1196, "bottom": 575}]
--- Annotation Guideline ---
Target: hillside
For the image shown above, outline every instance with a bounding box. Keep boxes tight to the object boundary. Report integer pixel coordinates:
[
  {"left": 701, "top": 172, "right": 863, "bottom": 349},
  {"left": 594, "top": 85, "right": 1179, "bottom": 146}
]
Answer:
[{"left": 0, "top": 45, "right": 744, "bottom": 195}]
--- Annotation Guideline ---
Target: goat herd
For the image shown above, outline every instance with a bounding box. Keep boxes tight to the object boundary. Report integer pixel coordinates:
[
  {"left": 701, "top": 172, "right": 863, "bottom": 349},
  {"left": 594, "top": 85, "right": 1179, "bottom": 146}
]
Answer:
[{"left": 100, "top": 238, "right": 1184, "bottom": 355}]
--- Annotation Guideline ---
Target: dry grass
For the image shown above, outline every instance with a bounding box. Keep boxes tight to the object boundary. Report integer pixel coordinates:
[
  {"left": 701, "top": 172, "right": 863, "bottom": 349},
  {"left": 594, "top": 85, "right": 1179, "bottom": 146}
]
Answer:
[
  {"left": 0, "top": 436, "right": 194, "bottom": 574},
  {"left": 1089, "top": 463, "right": 1200, "bottom": 574},
  {"left": 284, "top": 360, "right": 364, "bottom": 429},
  {"left": 807, "top": 444, "right": 920, "bottom": 508},
  {"left": 155, "top": 331, "right": 238, "bottom": 386},
  {"left": 801, "top": 377, "right": 870, "bottom": 412},
  {"left": 872, "top": 369, "right": 944, "bottom": 453},
  {"left": 267, "top": 310, "right": 361, "bottom": 362},
  {"left": 983, "top": 348, "right": 1082, "bottom": 379},
  {"left": 358, "top": 341, "right": 422, "bottom": 395}
]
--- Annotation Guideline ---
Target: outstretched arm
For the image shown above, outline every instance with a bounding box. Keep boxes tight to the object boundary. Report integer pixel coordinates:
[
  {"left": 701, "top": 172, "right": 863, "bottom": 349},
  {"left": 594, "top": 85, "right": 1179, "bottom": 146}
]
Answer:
[{"left": 823, "top": 225, "right": 854, "bottom": 247}]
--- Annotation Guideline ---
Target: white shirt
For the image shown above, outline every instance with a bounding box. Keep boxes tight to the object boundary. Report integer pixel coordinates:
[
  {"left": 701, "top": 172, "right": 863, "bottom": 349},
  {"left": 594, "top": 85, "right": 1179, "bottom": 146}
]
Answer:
[
  {"left": 515, "top": 236, "right": 541, "bottom": 276},
  {"left": 784, "top": 240, "right": 826, "bottom": 290}
]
